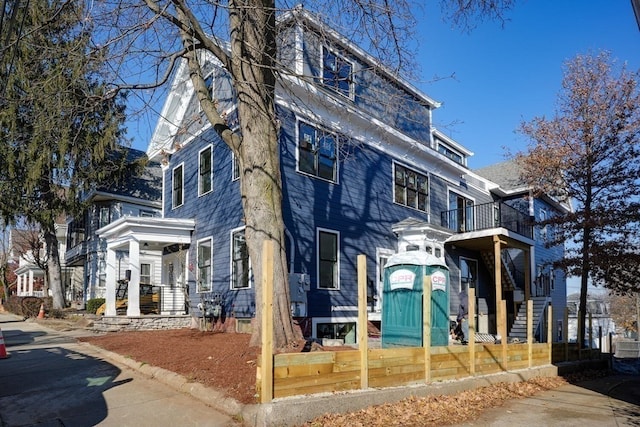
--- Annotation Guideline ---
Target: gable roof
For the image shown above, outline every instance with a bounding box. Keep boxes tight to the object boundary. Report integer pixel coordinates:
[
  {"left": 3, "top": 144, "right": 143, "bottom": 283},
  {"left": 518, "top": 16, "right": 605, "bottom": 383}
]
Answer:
[
  {"left": 476, "top": 159, "right": 572, "bottom": 213},
  {"left": 475, "top": 159, "right": 527, "bottom": 194}
]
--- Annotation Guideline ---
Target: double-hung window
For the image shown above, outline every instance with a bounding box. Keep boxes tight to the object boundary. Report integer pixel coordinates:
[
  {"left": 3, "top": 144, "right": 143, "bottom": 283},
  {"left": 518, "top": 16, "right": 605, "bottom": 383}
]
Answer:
[
  {"left": 298, "top": 121, "right": 337, "bottom": 182},
  {"left": 231, "top": 229, "right": 250, "bottom": 289},
  {"left": 317, "top": 229, "right": 339, "bottom": 290},
  {"left": 197, "top": 238, "right": 212, "bottom": 292},
  {"left": 394, "top": 163, "right": 428, "bottom": 212},
  {"left": 322, "top": 46, "right": 353, "bottom": 98},
  {"left": 199, "top": 146, "right": 213, "bottom": 196},
  {"left": 98, "top": 206, "right": 111, "bottom": 229},
  {"left": 140, "top": 263, "right": 152, "bottom": 285},
  {"left": 172, "top": 164, "right": 184, "bottom": 208}
]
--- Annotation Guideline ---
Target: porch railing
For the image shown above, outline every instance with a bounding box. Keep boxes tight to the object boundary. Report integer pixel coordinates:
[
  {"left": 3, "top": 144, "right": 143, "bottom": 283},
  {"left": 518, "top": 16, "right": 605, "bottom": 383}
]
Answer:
[{"left": 441, "top": 201, "right": 533, "bottom": 239}]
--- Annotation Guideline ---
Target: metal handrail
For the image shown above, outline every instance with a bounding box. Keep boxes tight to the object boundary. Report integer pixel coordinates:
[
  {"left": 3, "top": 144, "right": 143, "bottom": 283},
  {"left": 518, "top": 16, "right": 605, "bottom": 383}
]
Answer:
[{"left": 441, "top": 201, "right": 533, "bottom": 239}]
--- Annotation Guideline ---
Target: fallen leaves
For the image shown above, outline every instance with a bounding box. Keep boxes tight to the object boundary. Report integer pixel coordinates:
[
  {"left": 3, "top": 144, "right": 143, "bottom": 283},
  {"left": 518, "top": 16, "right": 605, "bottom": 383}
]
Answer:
[{"left": 300, "top": 376, "right": 568, "bottom": 427}]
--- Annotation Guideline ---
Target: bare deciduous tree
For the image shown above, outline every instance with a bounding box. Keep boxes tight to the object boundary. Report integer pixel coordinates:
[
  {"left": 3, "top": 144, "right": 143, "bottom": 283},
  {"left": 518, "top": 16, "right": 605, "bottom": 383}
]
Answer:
[{"left": 515, "top": 51, "right": 640, "bottom": 347}]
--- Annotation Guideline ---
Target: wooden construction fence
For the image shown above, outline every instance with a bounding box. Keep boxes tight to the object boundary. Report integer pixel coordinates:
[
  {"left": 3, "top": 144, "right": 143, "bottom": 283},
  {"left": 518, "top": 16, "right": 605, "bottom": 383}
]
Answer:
[
  {"left": 257, "top": 244, "right": 556, "bottom": 402},
  {"left": 265, "top": 342, "right": 552, "bottom": 399}
]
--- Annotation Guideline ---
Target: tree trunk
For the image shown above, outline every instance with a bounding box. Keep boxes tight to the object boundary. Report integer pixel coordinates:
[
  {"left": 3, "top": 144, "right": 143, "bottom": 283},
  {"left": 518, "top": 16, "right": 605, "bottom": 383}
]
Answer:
[
  {"left": 229, "top": 0, "right": 301, "bottom": 349},
  {"left": 175, "top": 0, "right": 301, "bottom": 349},
  {"left": 578, "top": 227, "right": 592, "bottom": 348},
  {"left": 43, "top": 229, "right": 65, "bottom": 309}
]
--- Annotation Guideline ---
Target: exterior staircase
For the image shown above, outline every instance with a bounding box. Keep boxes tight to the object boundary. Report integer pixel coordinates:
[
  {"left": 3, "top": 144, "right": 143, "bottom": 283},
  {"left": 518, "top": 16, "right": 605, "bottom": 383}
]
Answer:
[
  {"left": 508, "top": 296, "right": 549, "bottom": 342},
  {"left": 480, "top": 250, "right": 518, "bottom": 292}
]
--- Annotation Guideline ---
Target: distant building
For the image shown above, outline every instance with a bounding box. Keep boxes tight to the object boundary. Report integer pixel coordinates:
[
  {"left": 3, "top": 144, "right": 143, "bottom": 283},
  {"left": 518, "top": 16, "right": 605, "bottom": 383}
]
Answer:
[{"left": 567, "top": 292, "right": 616, "bottom": 351}]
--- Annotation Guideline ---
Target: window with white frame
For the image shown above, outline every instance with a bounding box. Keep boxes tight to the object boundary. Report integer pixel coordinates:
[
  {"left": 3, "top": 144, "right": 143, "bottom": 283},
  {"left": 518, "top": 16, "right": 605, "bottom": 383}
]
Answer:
[
  {"left": 317, "top": 229, "right": 339, "bottom": 290},
  {"left": 231, "top": 229, "right": 250, "bottom": 289},
  {"left": 197, "top": 238, "right": 212, "bottom": 292},
  {"left": 98, "top": 206, "right": 111, "bottom": 229},
  {"left": 316, "top": 321, "right": 356, "bottom": 344},
  {"left": 98, "top": 259, "right": 106, "bottom": 288},
  {"left": 172, "top": 164, "right": 184, "bottom": 208},
  {"left": 394, "top": 163, "right": 428, "bottom": 212},
  {"left": 199, "top": 146, "right": 213, "bottom": 196},
  {"left": 232, "top": 152, "right": 240, "bottom": 181},
  {"left": 437, "top": 142, "right": 464, "bottom": 165},
  {"left": 298, "top": 121, "right": 338, "bottom": 182},
  {"left": 140, "top": 263, "right": 151, "bottom": 284},
  {"left": 322, "top": 46, "right": 353, "bottom": 98}
]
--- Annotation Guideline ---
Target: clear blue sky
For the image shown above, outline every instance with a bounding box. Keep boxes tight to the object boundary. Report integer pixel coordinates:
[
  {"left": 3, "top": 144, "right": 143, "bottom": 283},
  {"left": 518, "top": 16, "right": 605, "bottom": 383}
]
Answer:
[{"left": 415, "top": 0, "right": 640, "bottom": 170}]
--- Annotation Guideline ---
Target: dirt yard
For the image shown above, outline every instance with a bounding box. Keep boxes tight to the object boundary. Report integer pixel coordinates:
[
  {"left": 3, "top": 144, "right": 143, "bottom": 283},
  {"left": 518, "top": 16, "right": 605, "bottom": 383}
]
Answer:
[{"left": 78, "top": 328, "right": 260, "bottom": 404}]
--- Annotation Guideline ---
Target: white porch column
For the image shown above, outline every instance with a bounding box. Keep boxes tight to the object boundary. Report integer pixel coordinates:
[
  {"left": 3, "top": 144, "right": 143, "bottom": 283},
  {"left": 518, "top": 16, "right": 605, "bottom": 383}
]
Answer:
[
  {"left": 16, "top": 274, "right": 22, "bottom": 296},
  {"left": 28, "top": 271, "right": 34, "bottom": 296},
  {"left": 127, "top": 239, "right": 141, "bottom": 317},
  {"left": 105, "top": 246, "right": 117, "bottom": 316}
]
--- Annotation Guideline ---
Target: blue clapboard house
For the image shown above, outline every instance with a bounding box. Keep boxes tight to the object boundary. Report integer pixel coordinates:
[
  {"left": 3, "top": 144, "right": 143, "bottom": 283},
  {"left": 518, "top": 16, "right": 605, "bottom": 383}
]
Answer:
[{"left": 96, "top": 8, "right": 569, "bottom": 343}]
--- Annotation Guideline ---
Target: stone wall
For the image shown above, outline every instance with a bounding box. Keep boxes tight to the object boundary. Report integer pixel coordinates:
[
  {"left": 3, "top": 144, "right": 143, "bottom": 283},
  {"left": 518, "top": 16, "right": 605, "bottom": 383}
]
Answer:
[{"left": 93, "top": 315, "right": 193, "bottom": 332}]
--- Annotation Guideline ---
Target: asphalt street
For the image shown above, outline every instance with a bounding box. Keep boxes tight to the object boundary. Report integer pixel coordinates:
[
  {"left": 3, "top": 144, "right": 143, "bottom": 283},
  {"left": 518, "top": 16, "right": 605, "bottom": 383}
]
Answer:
[{"left": 0, "top": 311, "right": 237, "bottom": 427}]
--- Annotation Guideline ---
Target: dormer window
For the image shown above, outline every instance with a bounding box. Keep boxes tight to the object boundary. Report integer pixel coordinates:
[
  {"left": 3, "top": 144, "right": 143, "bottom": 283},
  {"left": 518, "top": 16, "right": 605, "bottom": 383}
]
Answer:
[
  {"left": 322, "top": 46, "right": 353, "bottom": 99},
  {"left": 437, "top": 142, "right": 464, "bottom": 165}
]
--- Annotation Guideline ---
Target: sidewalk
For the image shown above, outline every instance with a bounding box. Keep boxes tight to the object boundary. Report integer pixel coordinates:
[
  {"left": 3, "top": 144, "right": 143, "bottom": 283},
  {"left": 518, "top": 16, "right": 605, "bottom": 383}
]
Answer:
[{"left": 452, "top": 374, "right": 640, "bottom": 426}]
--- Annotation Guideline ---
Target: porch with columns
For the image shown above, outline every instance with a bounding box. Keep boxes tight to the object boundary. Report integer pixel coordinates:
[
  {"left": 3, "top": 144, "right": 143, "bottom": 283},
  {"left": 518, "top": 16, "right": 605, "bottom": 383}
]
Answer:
[{"left": 97, "top": 217, "right": 195, "bottom": 317}]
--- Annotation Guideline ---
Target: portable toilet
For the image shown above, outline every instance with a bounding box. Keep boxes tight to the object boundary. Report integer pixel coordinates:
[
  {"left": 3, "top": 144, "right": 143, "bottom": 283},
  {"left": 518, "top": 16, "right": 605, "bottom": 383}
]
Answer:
[{"left": 381, "top": 250, "right": 450, "bottom": 348}]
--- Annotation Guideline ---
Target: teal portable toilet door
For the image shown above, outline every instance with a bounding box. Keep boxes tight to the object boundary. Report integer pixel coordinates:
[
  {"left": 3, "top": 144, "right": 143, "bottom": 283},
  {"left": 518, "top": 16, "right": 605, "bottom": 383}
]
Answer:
[
  {"left": 381, "top": 250, "right": 450, "bottom": 348},
  {"left": 426, "top": 265, "right": 450, "bottom": 346},
  {"left": 381, "top": 263, "right": 424, "bottom": 348}
]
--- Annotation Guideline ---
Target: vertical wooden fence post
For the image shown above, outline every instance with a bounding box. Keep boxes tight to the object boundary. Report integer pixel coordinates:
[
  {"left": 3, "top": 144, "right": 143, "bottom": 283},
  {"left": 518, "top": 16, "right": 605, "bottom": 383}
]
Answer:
[
  {"left": 423, "top": 276, "right": 432, "bottom": 383},
  {"left": 260, "top": 240, "right": 274, "bottom": 404},
  {"left": 563, "top": 307, "right": 569, "bottom": 362},
  {"left": 527, "top": 299, "right": 533, "bottom": 368},
  {"left": 357, "top": 255, "right": 369, "bottom": 390},
  {"left": 547, "top": 304, "right": 553, "bottom": 364},
  {"left": 501, "top": 300, "right": 508, "bottom": 370},
  {"left": 468, "top": 286, "right": 476, "bottom": 376}
]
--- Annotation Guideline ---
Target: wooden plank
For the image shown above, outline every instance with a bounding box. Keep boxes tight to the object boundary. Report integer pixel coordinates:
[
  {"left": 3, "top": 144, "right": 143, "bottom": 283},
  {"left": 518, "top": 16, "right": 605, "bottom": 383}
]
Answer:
[
  {"left": 275, "top": 377, "right": 361, "bottom": 398},
  {"left": 468, "top": 286, "right": 476, "bottom": 375},
  {"left": 370, "top": 371, "right": 425, "bottom": 388},
  {"left": 548, "top": 305, "right": 553, "bottom": 364},
  {"left": 358, "top": 254, "right": 368, "bottom": 390},
  {"left": 275, "top": 351, "right": 334, "bottom": 365},
  {"left": 274, "top": 370, "right": 361, "bottom": 392},
  {"left": 274, "top": 363, "right": 338, "bottom": 379},
  {"left": 260, "top": 240, "right": 274, "bottom": 404},
  {"left": 369, "top": 346, "right": 424, "bottom": 359}
]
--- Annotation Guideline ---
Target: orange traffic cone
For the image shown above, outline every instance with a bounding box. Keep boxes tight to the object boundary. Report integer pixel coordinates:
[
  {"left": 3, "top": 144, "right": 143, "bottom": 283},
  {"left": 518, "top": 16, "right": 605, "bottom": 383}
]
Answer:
[
  {"left": 0, "top": 327, "right": 8, "bottom": 359},
  {"left": 37, "top": 303, "right": 45, "bottom": 319}
]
